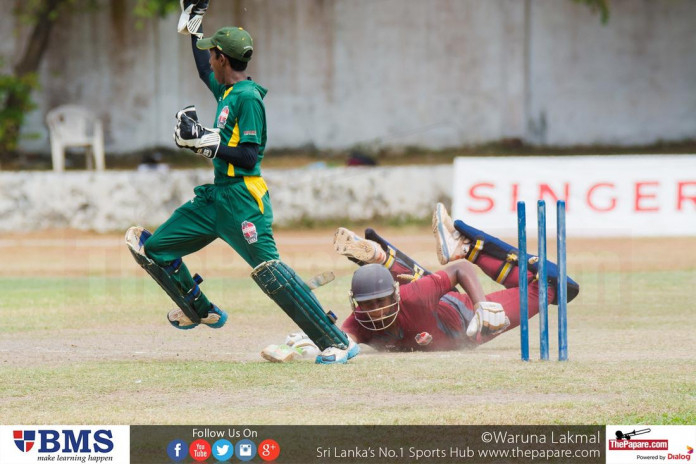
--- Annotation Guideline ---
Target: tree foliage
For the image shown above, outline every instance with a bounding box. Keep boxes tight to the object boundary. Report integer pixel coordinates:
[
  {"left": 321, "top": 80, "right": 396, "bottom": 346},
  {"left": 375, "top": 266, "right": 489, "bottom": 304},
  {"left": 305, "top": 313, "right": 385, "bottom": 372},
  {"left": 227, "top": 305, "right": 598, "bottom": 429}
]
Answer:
[
  {"left": 0, "top": 0, "right": 177, "bottom": 160},
  {"left": 0, "top": 0, "right": 70, "bottom": 161},
  {"left": 0, "top": 64, "right": 38, "bottom": 154},
  {"left": 572, "top": 0, "right": 610, "bottom": 24},
  {"left": 133, "top": 0, "right": 180, "bottom": 19}
]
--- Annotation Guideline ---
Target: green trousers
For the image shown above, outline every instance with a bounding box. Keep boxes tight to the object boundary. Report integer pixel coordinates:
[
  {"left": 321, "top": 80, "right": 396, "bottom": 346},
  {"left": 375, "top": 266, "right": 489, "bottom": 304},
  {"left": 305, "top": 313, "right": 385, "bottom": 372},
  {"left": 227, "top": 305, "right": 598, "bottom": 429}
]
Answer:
[{"left": 144, "top": 180, "right": 279, "bottom": 316}]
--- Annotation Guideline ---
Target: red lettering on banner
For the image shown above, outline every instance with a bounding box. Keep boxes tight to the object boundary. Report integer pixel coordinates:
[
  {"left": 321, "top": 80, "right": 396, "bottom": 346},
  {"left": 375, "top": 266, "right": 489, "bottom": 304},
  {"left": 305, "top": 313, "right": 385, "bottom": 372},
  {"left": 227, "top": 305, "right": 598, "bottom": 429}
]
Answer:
[
  {"left": 464, "top": 180, "right": 695, "bottom": 214},
  {"left": 635, "top": 182, "right": 659, "bottom": 212},
  {"left": 468, "top": 183, "right": 495, "bottom": 213},
  {"left": 677, "top": 181, "right": 696, "bottom": 211},
  {"left": 587, "top": 183, "right": 616, "bottom": 212},
  {"left": 539, "top": 183, "right": 569, "bottom": 209}
]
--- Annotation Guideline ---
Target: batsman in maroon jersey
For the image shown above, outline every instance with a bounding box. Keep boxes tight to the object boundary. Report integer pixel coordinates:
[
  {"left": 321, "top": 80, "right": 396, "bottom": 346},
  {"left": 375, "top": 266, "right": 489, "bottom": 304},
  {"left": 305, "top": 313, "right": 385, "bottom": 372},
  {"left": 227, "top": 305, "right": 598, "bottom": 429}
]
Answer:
[
  {"left": 260, "top": 203, "right": 579, "bottom": 361},
  {"left": 334, "top": 203, "right": 579, "bottom": 352}
]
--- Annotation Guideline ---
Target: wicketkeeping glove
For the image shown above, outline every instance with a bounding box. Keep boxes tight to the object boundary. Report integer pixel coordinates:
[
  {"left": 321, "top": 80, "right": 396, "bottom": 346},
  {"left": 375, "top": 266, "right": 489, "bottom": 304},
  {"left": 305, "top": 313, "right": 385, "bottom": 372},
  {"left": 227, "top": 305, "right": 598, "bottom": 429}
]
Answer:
[
  {"left": 177, "top": 0, "right": 210, "bottom": 38},
  {"left": 466, "top": 301, "right": 511, "bottom": 338},
  {"left": 173, "top": 106, "right": 220, "bottom": 159}
]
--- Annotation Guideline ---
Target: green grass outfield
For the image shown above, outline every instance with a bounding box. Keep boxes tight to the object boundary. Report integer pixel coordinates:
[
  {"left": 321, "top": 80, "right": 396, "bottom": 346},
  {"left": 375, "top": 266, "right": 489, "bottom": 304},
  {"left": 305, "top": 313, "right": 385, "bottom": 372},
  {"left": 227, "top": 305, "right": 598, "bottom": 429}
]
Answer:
[{"left": 1, "top": 230, "right": 694, "bottom": 425}]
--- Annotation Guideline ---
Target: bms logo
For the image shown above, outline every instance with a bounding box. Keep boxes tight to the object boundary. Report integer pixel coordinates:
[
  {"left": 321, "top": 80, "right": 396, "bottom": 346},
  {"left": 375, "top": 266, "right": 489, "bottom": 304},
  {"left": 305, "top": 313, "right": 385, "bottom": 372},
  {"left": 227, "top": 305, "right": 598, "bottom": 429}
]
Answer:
[
  {"left": 13, "top": 430, "right": 35, "bottom": 452},
  {"left": 11, "top": 429, "right": 114, "bottom": 453}
]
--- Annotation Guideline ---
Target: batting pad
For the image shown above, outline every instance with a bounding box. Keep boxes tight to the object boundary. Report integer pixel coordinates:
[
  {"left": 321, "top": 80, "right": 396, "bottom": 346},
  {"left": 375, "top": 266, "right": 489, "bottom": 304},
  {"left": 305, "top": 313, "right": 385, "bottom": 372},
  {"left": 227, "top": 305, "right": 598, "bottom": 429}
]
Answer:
[
  {"left": 453, "top": 220, "right": 579, "bottom": 304},
  {"left": 251, "top": 260, "right": 349, "bottom": 351},
  {"left": 125, "top": 226, "right": 202, "bottom": 323}
]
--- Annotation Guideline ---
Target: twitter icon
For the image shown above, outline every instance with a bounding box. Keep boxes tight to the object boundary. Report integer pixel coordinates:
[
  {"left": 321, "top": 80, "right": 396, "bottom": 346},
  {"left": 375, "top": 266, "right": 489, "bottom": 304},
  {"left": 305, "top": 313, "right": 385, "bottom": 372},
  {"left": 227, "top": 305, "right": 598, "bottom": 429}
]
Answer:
[{"left": 212, "top": 439, "right": 234, "bottom": 462}]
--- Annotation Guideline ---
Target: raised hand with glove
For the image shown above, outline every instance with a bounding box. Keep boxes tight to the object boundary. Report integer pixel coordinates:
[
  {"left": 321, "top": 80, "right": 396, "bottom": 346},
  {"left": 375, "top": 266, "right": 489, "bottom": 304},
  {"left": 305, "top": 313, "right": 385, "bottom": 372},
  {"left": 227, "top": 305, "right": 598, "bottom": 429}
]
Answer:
[{"left": 177, "top": 0, "right": 210, "bottom": 38}]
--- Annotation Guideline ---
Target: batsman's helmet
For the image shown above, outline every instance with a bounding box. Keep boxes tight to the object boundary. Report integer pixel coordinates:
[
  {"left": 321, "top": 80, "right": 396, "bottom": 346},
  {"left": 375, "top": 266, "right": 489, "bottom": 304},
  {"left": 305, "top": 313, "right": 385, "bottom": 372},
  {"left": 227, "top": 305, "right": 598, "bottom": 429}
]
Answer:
[{"left": 349, "top": 264, "right": 401, "bottom": 331}]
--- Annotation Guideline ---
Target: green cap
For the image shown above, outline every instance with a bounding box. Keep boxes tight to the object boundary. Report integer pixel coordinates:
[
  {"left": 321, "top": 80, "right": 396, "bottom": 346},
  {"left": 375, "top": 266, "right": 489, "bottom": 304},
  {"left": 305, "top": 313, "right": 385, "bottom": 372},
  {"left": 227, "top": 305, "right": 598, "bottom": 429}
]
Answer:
[{"left": 197, "top": 26, "right": 254, "bottom": 62}]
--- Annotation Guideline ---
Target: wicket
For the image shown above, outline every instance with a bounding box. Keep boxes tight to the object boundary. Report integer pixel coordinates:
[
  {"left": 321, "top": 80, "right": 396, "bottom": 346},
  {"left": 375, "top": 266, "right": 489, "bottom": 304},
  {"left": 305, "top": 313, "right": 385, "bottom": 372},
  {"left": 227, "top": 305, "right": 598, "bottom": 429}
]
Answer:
[{"left": 517, "top": 200, "right": 568, "bottom": 361}]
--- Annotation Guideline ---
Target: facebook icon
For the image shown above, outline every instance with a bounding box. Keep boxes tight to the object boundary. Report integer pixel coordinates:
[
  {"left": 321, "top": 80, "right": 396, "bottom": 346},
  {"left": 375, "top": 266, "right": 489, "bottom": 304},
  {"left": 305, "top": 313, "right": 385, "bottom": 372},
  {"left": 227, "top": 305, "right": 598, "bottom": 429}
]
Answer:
[{"left": 167, "top": 439, "right": 188, "bottom": 462}]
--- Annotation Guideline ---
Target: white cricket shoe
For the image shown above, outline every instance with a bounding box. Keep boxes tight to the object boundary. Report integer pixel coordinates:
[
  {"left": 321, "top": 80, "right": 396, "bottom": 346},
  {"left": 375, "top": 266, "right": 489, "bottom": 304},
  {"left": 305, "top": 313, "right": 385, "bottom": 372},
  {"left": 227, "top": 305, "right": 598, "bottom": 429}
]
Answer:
[
  {"left": 432, "top": 203, "right": 470, "bottom": 265},
  {"left": 315, "top": 338, "right": 360, "bottom": 365},
  {"left": 333, "top": 227, "right": 387, "bottom": 264}
]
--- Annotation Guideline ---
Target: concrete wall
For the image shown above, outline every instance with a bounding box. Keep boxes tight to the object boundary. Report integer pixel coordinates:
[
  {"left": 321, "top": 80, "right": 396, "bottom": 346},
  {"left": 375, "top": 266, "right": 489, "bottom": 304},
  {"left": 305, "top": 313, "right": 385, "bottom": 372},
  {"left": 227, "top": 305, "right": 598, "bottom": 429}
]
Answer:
[
  {"left": 527, "top": 0, "right": 696, "bottom": 145},
  {"left": 5, "top": 0, "right": 696, "bottom": 154},
  {"left": 0, "top": 166, "right": 453, "bottom": 232}
]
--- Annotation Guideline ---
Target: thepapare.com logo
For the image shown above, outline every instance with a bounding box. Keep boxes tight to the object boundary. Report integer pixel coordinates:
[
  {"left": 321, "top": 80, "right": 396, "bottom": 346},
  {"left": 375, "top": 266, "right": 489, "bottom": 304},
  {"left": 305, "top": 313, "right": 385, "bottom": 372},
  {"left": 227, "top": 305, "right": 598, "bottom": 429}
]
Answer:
[{"left": 10, "top": 428, "right": 115, "bottom": 462}]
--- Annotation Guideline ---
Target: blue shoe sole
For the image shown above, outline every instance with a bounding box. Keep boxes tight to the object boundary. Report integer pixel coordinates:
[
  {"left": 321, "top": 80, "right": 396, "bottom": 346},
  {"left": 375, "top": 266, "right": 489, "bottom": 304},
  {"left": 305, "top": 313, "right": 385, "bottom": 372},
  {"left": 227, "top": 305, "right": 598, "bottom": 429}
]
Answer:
[
  {"left": 347, "top": 342, "right": 360, "bottom": 360},
  {"left": 205, "top": 307, "right": 227, "bottom": 328},
  {"left": 315, "top": 342, "right": 360, "bottom": 365}
]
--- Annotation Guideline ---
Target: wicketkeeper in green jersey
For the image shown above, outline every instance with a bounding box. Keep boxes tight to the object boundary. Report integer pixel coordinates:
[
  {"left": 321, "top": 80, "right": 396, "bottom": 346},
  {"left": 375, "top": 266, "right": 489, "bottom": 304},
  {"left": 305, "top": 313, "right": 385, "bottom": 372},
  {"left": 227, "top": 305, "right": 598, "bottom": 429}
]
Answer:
[{"left": 125, "top": 0, "right": 359, "bottom": 364}]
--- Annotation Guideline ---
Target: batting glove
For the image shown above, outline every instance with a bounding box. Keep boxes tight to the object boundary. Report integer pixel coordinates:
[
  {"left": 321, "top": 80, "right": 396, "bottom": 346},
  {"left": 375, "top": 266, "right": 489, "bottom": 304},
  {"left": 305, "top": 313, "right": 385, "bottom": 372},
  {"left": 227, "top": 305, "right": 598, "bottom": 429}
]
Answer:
[
  {"left": 466, "top": 301, "right": 510, "bottom": 338},
  {"left": 260, "top": 333, "right": 320, "bottom": 363},
  {"left": 177, "top": 0, "right": 210, "bottom": 38},
  {"left": 174, "top": 105, "right": 220, "bottom": 159},
  {"left": 285, "top": 332, "right": 320, "bottom": 356}
]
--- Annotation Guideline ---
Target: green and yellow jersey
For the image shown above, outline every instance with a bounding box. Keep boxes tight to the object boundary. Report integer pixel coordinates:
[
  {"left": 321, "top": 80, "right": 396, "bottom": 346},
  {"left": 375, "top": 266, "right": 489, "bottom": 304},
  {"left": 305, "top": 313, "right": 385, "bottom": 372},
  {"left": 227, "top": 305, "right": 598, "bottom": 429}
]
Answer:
[{"left": 206, "top": 77, "right": 268, "bottom": 182}]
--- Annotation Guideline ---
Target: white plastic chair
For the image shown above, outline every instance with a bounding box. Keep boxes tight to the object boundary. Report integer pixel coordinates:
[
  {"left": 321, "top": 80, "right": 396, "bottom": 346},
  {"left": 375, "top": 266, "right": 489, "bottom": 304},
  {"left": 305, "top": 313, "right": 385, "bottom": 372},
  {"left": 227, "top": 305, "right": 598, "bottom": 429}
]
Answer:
[{"left": 46, "top": 105, "right": 105, "bottom": 172}]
